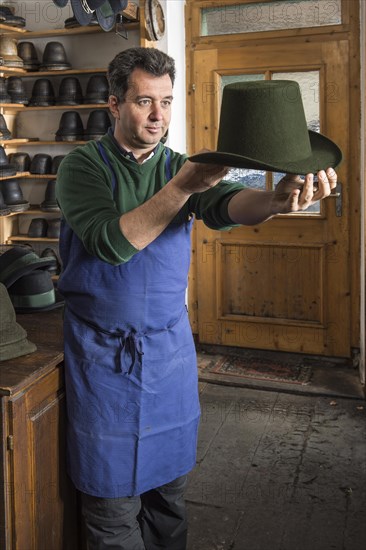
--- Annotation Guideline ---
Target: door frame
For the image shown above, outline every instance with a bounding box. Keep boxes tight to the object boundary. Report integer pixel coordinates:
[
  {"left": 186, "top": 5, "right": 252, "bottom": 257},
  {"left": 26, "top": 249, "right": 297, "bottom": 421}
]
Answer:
[{"left": 185, "top": 0, "right": 362, "bottom": 378}]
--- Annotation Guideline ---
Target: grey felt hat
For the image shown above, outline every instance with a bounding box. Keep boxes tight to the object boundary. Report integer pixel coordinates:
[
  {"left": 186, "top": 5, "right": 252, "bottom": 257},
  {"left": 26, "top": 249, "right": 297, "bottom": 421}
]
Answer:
[
  {"left": 0, "top": 282, "right": 37, "bottom": 362},
  {"left": 189, "top": 80, "right": 343, "bottom": 175}
]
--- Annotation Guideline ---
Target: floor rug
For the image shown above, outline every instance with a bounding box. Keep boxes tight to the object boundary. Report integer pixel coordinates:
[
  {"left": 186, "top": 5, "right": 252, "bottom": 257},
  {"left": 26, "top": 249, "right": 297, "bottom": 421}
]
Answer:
[{"left": 197, "top": 348, "right": 313, "bottom": 385}]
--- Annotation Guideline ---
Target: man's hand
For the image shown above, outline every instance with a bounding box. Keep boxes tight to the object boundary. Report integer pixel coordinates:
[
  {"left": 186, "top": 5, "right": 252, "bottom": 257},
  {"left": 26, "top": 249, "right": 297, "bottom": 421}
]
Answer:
[
  {"left": 173, "top": 154, "right": 230, "bottom": 197},
  {"left": 271, "top": 167, "right": 338, "bottom": 214}
]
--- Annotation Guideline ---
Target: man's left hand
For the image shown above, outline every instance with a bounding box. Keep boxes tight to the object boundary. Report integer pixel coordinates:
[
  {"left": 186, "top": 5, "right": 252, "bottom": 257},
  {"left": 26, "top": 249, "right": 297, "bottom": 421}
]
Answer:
[{"left": 272, "top": 167, "right": 338, "bottom": 213}]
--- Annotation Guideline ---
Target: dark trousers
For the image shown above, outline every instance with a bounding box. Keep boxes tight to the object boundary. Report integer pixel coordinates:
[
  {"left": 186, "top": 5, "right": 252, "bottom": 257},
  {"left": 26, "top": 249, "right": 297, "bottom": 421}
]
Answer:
[{"left": 80, "top": 475, "right": 188, "bottom": 550}]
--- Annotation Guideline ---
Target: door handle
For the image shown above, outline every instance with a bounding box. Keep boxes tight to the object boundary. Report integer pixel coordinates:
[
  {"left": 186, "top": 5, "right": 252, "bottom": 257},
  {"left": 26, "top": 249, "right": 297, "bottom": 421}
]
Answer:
[{"left": 329, "top": 182, "right": 342, "bottom": 217}]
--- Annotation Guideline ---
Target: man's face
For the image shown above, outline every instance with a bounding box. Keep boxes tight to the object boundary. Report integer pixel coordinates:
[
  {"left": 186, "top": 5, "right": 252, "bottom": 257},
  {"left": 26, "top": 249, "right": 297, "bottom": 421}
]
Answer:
[{"left": 109, "top": 67, "right": 173, "bottom": 152}]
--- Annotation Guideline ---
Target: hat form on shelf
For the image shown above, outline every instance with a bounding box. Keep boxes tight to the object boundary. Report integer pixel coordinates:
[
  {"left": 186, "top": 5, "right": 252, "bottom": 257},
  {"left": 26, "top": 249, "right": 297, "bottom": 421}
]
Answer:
[
  {"left": 84, "top": 109, "right": 111, "bottom": 140},
  {"left": 0, "top": 246, "right": 56, "bottom": 288},
  {"left": 0, "top": 6, "right": 26, "bottom": 28},
  {"left": 29, "top": 78, "right": 56, "bottom": 107},
  {"left": 8, "top": 151, "right": 31, "bottom": 173},
  {"left": 0, "top": 145, "right": 17, "bottom": 177},
  {"left": 29, "top": 153, "right": 53, "bottom": 175},
  {"left": 51, "top": 155, "right": 66, "bottom": 174},
  {"left": 0, "top": 282, "right": 37, "bottom": 362},
  {"left": 40, "top": 247, "right": 62, "bottom": 276},
  {"left": 6, "top": 76, "right": 28, "bottom": 104},
  {"left": 189, "top": 80, "right": 343, "bottom": 175},
  {"left": 28, "top": 218, "right": 48, "bottom": 238},
  {"left": 17, "top": 41, "right": 40, "bottom": 71},
  {"left": 0, "top": 179, "right": 29, "bottom": 212},
  {"left": 84, "top": 74, "right": 109, "bottom": 104},
  {"left": 55, "top": 111, "right": 84, "bottom": 141},
  {"left": 0, "top": 188, "right": 11, "bottom": 216},
  {"left": 40, "top": 41, "right": 71, "bottom": 71},
  {"left": 56, "top": 76, "right": 83, "bottom": 105},
  {"left": 0, "top": 36, "right": 24, "bottom": 68},
  {"left": 0, "top": 113, "right": 12, "bottom": 140},
  {"left": 0, "top": 77, "right": 11, "bottom": 103},
  {"left": 41, "top": 180, "right": 60, "bottom": 212},
  {"left": 47, "top": 218, "right": 61, "bottom": 239}
]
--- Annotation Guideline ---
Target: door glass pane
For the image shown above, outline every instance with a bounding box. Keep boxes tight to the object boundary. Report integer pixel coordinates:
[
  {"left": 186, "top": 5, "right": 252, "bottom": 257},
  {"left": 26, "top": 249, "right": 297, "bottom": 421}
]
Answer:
[
  {"left": 201, "top": 0, "right": 342, "bottom": 36},
  {"left": 272, "top": 71, "right": 320, "bottom": 213},
  {"left": 222, "top": 74, "right": 266, "bottom": 190}
]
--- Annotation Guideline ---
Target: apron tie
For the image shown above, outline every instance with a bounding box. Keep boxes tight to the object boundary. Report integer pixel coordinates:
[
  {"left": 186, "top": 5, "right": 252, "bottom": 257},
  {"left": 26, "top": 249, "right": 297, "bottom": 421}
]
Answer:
[{"left": 119, "top": 333, "right": 144, "bottom": 375}]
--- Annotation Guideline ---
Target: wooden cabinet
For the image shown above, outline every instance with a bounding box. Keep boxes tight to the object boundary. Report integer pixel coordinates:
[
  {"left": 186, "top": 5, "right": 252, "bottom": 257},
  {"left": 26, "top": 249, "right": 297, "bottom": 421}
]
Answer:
[{"left": 0, "top": 310, "right": 79, "bottom": 550}]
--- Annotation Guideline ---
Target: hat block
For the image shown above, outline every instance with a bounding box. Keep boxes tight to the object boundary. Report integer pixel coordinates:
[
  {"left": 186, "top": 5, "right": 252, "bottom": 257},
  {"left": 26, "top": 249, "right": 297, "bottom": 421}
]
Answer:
[
  {"left": 17, "top": 41, "right": 40, "bottom": 71},
  {"left": 0, "top": 146, "right": 17, "bottom": 177},
  {"left": 1, "top": 179, "right": 29, "bottom": 212},
  {"left": 0, "top": 188, "right": 11, "bottom": 216},
  {"left": 189, "top": 80, "right": 343, "bottom": 175},
  {"left": 8, "top": 152, "right": 31, "bottom": 173},
  {"left": 0, "top": 282, "right": 37, "bottom": 362},
  {"left": 41, "top": 41, "right": 71, "bottom": 71}
]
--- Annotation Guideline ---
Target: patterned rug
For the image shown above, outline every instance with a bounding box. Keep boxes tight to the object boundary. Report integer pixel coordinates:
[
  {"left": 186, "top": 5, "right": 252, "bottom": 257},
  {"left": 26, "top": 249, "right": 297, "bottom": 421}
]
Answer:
[{"left": 197, "top": 347, "right": 313, "bottom": 385}]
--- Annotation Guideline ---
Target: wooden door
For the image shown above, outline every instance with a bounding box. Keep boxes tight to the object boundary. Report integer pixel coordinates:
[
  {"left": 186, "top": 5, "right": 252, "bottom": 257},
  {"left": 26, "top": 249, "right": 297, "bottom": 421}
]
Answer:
[{"left": 190, "top": 40, "right": 352, "bottom": 357}]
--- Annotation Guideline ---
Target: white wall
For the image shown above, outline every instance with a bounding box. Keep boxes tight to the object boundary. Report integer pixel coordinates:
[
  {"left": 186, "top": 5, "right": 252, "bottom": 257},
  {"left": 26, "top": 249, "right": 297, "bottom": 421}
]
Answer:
[{"left": 159, "top": 0, "right": 187, "bottom": 154}]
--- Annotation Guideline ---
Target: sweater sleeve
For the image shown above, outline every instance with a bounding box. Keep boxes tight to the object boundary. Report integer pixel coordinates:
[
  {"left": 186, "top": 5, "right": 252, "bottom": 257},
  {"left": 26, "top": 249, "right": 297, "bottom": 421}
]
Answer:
[
  {"left": 55, "top": 145, "right": 138, "bottom": 265},
  {"left": 188, "top": 179, "right": 244, "bottom": 230}
]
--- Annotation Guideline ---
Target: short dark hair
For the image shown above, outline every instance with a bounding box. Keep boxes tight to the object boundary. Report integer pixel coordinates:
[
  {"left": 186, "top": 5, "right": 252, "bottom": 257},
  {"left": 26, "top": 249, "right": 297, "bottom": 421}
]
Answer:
[{"left": 107, "top": 47, "right": 176, "bottom": 102}]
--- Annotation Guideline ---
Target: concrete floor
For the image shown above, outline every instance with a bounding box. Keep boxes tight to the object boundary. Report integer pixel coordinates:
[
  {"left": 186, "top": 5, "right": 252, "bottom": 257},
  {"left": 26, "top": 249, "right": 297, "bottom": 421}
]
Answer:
[{"left": 186, "top": 381, "right": 366, "bottom": 550}]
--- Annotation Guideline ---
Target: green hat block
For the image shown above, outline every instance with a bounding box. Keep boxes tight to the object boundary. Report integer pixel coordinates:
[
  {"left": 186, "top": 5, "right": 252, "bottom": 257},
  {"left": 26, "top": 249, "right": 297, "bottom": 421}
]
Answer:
[
  {"left": 0, "top": 283, "right": 37, "bottom": 362},
  {"left": 189, "top": 80, "right": 342, "bottom": 175}
]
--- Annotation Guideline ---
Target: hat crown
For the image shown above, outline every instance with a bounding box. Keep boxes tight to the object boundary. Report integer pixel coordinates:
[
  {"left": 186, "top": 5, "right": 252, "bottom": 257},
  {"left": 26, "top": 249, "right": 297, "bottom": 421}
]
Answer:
[
  {"left": 0, "top": 36, "right": 18, "bottom": 57},
  {"left": 8, "top": 151, "right": 30, "bottom": 172},
  {"left": 218, "top": 80, "right": 312, "bottom": 171},
  {"left": 18, "top": 41, "right": 40, "bottom": 68},
  {"left": 7, "top": 76, "right": 26, "bottom": 94},
  {"left": 85, "top": 109, "right": 111, "bottom": 132},
  {"left": 31, "top": 78, "right": 55, "bottom": 97},
  {"left": 57, "top": 111, "right": 84, "bottom": 132},
  {"left": 30, "top": 153, "right": 52, "bottom": 174},
  {"left": 42, "top": 41, "right": 69, "bottom": 64},
  {"left": 0, "top": 77, "right": 10, "bottom": 100}
]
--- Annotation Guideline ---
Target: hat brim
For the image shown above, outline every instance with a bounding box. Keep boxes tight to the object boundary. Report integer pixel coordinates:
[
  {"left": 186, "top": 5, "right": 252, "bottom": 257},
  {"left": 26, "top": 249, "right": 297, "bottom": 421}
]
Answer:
[
  {"left": 189, "top": 130, "right": 343, "bottom": 176},
  {"left": 71, "top": 0, "right": 95, "bottom": 25},
  {"left": 96, "top": 5, "right": 116, "bottom": 31},
  {"left": 0, "top": 255, "right": 56, "bottom": 288}
]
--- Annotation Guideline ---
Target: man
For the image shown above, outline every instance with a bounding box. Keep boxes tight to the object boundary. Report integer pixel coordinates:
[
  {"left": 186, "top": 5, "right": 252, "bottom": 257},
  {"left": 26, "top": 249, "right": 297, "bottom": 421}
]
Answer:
[{"left": 56, "top": 47, "right": 337, "bottom": 549}]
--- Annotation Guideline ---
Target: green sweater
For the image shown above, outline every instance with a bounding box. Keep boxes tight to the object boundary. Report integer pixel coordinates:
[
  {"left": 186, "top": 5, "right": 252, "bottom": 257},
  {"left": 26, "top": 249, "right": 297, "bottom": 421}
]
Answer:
[{"left": 56, "top": 134, "right": 243, "bottom": 265}]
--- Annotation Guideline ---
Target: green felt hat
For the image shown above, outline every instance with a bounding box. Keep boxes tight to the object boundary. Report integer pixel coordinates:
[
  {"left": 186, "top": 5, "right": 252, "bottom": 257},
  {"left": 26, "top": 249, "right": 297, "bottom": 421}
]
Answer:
[
  {"left": 0, "top": 282, "right": 37, "bottom": 362},
  {"left": 189, "top": 80, "right": 342, "bottom": 175}
]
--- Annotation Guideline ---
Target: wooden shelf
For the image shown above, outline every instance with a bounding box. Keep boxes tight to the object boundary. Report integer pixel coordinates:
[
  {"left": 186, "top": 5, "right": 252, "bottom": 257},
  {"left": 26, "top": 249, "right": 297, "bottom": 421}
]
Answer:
[
  {"left": 0, "top": 172, "right": 29, "bottom": 181},
  {"left": 0, "top": 67, "right": 27, "bottom": 76},
  {"left": 0, "top": 21, "right": 138, "bottom": 38},
  {"left": 1, "top": 140, "right": 86, "bottom": 147},
  {"left": 0, "top": 138, "right": 39, "bottom": 146},
  {"left": 0, "top": 23, "right": 27, "bottom": 35},
  {"left": 16, "top": 67, "right": 106, "bottom": 77},
  {"left": 7, "top": 235, "right": 59, "bottom": 243},
  {"left": 16, "top": 207, "right": 60, "bottom": 215},
  {"left": 0, "top": 173, "right": 56, "bottom": 181},
  {"left": 1, "top": 103, "right": 108, "bottom": 113}
]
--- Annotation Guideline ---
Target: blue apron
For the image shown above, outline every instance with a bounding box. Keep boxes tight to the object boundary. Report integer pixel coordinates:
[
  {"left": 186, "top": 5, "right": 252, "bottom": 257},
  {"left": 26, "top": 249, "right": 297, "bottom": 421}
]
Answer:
[{"left": 59, "top": 144, "right": 200, "bottom": 498}]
